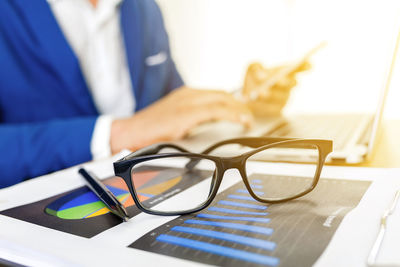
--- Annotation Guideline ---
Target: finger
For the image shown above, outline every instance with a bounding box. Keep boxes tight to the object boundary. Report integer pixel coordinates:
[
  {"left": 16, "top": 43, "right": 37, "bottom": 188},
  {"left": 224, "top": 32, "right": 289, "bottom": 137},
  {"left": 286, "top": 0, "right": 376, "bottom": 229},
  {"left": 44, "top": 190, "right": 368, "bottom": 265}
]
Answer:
[
  {"left": 167, "top": 88, "right": 232, "bottom": 111},
  {"left": 191, "top": 104, "right": 253, "bottom": 127},
  {"left": 195, "top": 104, "right": 254, "bottom": 127},
  {"left": 188, "top": 89, "right": 252, "bottom": 115},
  {"left": 257, "top": 88, "right": 291, "bottom": 103},
  {"left": 246, "top": 62, "right": 273, "bottom": 83},
  {"left": 293, "top": 60, "right": 312, "bottom": 72},
  {"left": 268, "top": 60, "right": 311, "bottom": 82},
  {"left": 249, "top": 101, "right": 286, "bottom": 117},
  {"left": 247, "top": 62, "right": 265, "bottom": 77},
  {"left": 252, "top": 67, "right": 270, "bottom": 83},
  {"left": 252, "top": 75, "right": 296, "bottom": 98},
  {"left": 204, "top": 96, "right": 254, "bottom": 126},
  {"left": 175, "top": 88, "right": 233, "bottom": 106},
  {"left": 274, "top": 76, "right": 297, "bottom": 89},
  {"left": 166, "top": 88, "right": 254, "bottom": 136},
  {"left": 172, "top": 104, "right": 254, "bottom": 140},
  {"left": 286, "top": 60, "right": 311, "bottom": 77}
]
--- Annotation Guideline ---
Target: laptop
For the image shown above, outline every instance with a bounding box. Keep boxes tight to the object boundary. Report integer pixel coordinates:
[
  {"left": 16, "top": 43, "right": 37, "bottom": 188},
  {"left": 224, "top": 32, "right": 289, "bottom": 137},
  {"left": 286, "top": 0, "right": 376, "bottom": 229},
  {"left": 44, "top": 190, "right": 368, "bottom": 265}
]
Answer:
[{"left": 176, "top": 25, "right": 400, "bottom": 164}]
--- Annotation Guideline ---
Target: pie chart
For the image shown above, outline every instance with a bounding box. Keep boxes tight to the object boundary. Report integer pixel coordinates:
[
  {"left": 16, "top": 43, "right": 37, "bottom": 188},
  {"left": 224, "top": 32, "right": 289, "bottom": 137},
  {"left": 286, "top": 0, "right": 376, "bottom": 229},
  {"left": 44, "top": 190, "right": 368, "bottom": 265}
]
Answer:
[{"left": 45, "top": 169, "right": 182, "bottom": 219}]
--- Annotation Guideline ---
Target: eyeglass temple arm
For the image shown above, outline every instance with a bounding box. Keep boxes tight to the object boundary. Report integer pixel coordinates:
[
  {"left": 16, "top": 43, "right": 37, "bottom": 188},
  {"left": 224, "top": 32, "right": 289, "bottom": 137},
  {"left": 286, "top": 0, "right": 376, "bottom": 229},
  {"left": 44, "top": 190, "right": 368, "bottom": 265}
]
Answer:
[
  {"left": 114, "top": 143, "right": 191, "bottom": 175},
  {"left": 185, "top": 137, "right": 296, "bottom": 170},
  {"left": 121, "top": 143, "right": 190, "bottom": 160},
  {"left": 201, "top": 137, "right": 296, "bottom": 155}
]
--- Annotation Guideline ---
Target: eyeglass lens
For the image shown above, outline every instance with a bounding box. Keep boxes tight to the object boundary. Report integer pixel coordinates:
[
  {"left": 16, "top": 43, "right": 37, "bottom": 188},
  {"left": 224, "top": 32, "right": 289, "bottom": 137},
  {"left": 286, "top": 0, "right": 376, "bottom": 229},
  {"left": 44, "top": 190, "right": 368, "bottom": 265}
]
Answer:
[
  {"left": 130, "top": 156, "right": 216, "bottom": 213},
  {"left": 245, "top": 143, "right": 320, "bottom": 201}
]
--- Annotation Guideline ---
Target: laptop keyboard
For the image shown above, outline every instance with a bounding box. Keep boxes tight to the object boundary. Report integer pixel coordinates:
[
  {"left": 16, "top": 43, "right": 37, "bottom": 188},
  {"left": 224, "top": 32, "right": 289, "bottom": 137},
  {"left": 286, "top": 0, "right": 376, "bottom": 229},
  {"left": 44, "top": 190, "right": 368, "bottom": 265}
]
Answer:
[{"left": 265, "top": 114, "right": 370, "bottom": 150}]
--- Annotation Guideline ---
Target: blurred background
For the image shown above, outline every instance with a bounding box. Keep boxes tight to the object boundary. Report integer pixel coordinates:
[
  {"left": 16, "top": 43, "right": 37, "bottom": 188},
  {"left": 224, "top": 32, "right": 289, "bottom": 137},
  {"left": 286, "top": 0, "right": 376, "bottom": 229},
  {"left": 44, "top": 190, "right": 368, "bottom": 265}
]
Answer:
[{"left": 156, "top": 0, "right": 400, "bottom": 119}]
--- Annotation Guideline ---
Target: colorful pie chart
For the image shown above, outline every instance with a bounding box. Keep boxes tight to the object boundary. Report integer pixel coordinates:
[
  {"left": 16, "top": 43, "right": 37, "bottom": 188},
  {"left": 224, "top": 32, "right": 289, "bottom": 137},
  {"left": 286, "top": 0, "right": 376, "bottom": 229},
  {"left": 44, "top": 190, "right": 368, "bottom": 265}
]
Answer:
[{"left": 45, "top": 169, "right": 182, "bottom": 220}]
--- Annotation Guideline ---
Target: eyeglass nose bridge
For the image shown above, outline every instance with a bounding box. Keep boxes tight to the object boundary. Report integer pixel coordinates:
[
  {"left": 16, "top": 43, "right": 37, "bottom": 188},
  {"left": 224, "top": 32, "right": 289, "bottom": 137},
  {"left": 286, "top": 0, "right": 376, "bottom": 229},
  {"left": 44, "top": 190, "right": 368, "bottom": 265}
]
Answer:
[{"left": 219, "top": 155, "right": 246, "bottom": 173}]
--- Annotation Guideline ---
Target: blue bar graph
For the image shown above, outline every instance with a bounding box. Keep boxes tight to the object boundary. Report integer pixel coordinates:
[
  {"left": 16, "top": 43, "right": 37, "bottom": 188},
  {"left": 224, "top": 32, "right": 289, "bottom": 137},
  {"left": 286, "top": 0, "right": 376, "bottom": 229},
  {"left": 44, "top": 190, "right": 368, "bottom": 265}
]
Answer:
[
  {"left": 127, "top": 175, "right": 369, "bottom": 267},
  {"left": 197, "top": 213, "right": 270, "bottom": 223},
  {"left": 171, "top": 226, "right": 276, "bottom": 250},
  {"left": 237, "top": 189, "right": 265, "bottom": 195},
  {"left": 184, "top": 220, "right": 273, "bottom": 235},
  {"left": 208, "top": 206, "right": 268, "bottom": 216},
  {"left": 218, "top": 200, "right": 267, "bottom": 210},
  {"left": 228, "top": 194, "right": 258, "bottom": 202},
  {"left": 156, "top": 235, "right": 280, "bottom": 266}
]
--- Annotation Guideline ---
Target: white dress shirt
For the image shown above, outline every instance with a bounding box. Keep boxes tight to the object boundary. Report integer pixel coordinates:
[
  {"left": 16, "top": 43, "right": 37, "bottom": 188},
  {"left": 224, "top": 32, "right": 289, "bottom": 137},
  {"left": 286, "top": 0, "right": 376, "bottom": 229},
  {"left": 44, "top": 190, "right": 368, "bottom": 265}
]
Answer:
[{"left": 48, "top": 0, "right": 135, "bottom": 159}]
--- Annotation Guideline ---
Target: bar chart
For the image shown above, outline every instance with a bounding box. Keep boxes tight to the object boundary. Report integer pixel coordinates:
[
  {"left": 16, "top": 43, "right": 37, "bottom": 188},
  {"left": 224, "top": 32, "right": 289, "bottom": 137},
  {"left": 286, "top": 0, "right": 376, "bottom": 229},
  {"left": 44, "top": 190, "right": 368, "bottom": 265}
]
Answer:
[{"left": 130, "top": 174, "right": 371, "bottom": 267}]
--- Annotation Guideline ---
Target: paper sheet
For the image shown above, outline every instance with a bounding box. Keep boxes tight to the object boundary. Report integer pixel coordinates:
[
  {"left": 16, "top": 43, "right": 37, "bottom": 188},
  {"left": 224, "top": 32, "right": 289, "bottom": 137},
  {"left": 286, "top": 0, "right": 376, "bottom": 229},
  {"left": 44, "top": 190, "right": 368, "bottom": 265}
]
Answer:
[{"left": 0, "top": 153, "right": 399, "bottom": 267}]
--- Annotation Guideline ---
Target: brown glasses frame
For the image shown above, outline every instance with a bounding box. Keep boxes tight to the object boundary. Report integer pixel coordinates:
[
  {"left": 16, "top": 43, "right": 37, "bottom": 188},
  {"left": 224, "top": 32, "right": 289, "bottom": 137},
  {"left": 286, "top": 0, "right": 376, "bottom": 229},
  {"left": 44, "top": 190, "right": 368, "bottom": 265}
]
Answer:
[{"left": 113, "top": 137, "right": 333, "bottom": 216}]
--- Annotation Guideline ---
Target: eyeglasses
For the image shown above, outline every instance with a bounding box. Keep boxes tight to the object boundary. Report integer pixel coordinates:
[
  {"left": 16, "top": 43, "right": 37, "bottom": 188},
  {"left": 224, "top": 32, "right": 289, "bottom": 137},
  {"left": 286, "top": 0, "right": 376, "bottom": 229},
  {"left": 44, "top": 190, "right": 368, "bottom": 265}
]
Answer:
[{"left": 113, "top": 137, "right": 332, "bottom": 216}]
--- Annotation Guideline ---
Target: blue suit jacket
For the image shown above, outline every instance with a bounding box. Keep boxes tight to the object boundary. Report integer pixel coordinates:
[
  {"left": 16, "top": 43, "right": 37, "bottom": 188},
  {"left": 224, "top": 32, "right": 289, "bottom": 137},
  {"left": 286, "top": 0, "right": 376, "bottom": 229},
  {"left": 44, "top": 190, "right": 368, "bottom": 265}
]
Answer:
[{"left": 0, "top": 0, "right": 183, "bottom": 188}]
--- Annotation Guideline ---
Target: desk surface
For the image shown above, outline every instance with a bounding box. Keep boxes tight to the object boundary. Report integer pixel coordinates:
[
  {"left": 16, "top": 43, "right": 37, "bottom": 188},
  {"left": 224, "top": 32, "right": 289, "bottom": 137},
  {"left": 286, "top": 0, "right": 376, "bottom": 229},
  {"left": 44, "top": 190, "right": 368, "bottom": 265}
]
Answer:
[
  {"left": 357, "top": 119, "right": 400, "bottom": 168},
  {"left": 0, "top": 121, "right": 399, "bottom": 267}
]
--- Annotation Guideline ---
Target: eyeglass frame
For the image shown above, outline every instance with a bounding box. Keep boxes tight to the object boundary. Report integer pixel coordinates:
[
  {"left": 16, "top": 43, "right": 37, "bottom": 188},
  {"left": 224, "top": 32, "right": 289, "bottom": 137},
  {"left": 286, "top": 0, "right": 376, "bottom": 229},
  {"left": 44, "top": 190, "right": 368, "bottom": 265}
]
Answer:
[{"left": 113, "top": 137, "right": 333, "bottom": 216}]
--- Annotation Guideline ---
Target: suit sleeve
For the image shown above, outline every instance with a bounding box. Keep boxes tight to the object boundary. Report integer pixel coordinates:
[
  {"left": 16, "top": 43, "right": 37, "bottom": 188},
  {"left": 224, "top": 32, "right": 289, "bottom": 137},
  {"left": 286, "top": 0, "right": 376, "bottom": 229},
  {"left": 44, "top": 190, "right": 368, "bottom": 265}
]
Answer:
[
  {"left": 165, "top": 52, "right": 184, "bottom": 93},
  {"left": 0, "top": 117, "right": 96, "bottom": 188}
]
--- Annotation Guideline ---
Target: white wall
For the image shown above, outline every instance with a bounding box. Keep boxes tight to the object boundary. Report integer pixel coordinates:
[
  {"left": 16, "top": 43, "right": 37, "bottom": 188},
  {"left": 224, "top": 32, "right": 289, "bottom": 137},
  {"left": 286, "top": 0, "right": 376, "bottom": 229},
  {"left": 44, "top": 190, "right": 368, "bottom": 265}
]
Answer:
[{"left": 157, "top": 0, "right": 400, "bottom": 118}]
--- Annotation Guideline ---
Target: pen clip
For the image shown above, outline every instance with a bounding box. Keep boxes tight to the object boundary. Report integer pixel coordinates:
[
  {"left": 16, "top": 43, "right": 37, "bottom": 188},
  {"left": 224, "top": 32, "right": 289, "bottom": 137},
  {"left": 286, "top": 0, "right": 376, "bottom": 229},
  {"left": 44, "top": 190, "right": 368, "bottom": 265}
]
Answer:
[{"left": 78, "top": 168, "right": 129, "bottom": 222}]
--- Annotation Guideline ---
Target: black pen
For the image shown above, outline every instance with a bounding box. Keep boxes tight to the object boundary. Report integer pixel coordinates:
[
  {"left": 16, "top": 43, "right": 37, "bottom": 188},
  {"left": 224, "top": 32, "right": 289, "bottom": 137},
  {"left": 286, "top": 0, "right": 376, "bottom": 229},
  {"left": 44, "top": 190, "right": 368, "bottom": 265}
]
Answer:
[{"left": 78, "top": 168, "right": 129, "bottom": 222}]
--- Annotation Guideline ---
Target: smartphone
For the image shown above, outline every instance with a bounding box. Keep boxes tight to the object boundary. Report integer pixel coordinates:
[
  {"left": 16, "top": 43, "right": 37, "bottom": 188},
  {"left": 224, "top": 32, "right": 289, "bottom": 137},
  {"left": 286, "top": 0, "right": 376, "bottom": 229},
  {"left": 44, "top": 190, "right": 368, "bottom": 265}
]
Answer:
[{"left": 245, "top": 42, "right": 326, "bottom": 101}]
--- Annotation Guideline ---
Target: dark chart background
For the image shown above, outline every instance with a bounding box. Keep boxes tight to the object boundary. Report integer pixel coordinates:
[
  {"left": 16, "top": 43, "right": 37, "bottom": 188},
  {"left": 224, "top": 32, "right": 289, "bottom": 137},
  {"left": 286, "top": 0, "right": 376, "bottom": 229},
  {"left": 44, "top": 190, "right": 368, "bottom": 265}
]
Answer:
[
  {"left": 130, "top": 174, "right": 371, "bottom": 267},
  {"left": 0, "top": 167, "right": 212, "bottom": 238}
]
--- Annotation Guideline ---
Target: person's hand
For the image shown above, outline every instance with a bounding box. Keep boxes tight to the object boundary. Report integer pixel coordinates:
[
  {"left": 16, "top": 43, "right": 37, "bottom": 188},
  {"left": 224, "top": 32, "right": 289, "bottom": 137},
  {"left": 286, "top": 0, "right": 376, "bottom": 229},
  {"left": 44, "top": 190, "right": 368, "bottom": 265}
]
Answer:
[
  {"left": 242, "top": 61, "right": 310, "bottom": 117},
  {"left": 110, "top": 87, "right": 253, "bottom": 153}
]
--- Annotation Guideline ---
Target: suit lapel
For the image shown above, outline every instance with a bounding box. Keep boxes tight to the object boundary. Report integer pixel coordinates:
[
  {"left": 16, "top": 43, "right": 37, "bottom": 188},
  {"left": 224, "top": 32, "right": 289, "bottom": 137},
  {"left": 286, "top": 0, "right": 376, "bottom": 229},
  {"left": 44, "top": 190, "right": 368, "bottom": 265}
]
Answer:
[
  {"left": 120, "top": 0, "right": 145, "bottom": 111},
  {"left": 13, "top": 0, "right": 98, "bottom": 115}
]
